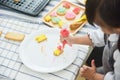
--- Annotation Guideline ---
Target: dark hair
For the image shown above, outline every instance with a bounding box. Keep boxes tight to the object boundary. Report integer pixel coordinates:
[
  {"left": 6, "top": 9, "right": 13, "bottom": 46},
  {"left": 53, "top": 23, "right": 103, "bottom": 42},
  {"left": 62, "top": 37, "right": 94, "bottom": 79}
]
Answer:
[{"left": 85, "top": 0, "right": 120, "bottom": 50}]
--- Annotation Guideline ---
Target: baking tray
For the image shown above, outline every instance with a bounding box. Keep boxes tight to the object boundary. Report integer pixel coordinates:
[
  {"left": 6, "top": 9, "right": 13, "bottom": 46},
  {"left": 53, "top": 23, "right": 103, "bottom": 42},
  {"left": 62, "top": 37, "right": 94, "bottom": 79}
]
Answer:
[{"left": 43, "top": 0, "right": 86, "bottom": 34}]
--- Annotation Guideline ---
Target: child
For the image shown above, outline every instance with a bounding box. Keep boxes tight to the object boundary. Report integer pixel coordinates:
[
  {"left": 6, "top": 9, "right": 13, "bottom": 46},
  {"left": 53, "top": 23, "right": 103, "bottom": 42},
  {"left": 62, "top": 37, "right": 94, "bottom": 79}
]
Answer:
[{"left": 60, "top": 0, "right": 120, "bottom": 80}]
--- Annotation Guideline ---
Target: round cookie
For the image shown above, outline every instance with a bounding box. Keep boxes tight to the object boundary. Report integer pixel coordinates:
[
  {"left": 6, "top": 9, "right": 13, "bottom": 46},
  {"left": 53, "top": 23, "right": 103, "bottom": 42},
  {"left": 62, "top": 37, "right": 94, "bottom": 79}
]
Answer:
[
  {"left": 73, "top": 7, "right": 81, "bottom": 14},
  {"left": 57, "top": 7, "right": 66, "bottom": 16},
  {"left": 51, "top": 17, "right": 61, "bottom": 24},
  {"left": 65, "top": 11, "right": 76, "bottom": 20},
  {"left": 63, "top": 2, "right": 71, "bottom": 9}
]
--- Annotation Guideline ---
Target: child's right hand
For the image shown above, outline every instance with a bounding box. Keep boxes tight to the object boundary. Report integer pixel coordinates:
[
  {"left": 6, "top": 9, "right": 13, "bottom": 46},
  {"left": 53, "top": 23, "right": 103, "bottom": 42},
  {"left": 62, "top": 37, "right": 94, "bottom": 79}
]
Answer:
[{"left": 60, "top": 35, "right": 74, "bottom": 46}]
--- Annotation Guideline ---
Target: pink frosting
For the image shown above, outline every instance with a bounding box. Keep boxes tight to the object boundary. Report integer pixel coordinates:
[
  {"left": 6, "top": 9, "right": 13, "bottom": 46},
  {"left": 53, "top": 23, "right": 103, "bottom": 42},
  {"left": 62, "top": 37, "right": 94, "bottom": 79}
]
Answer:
[
  {"left": 65, "top": 12, "right": 76, "bottom": 19},
  {"left": 57, "top": 45, "right": 62, "bottom": 50},
  {"left": 60, "top": 28, "right": 69, "bottom": 37},
  {"left": 63, "top": 2, "right": 71, "bottom": 9},
  {"left": 73, "top": 7, "right": 80, "bottom": 14},
  {"left": 60, "top": 29, "right": 70, "bottom": 48},
  {"left": 50, "top": 12, "right": 57, "bottom": 17}
]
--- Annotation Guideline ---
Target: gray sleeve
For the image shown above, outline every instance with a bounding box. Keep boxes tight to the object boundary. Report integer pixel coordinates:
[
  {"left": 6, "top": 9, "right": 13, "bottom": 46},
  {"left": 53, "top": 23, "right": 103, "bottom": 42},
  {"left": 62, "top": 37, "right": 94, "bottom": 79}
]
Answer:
[
  {"left": 104, "top": 50, "right": 120, "bottom": 80},
  {"left": 88, "top": 29, "right": 105, "bottom": 47}
]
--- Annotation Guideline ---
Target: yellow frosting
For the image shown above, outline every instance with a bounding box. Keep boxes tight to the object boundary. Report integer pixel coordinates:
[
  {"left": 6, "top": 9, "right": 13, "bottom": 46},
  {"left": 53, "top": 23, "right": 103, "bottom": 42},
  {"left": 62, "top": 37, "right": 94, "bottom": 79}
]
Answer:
[
  {"left": 44, "top": 16, "right": 51, "bottom": 22},
  {"left": 35, "top": 34, "right": 47, "bottom": 43},
  {"left": 76, "top": 14, "right": 87, "bottom": 22},
  {"left": 58, "top": 21, "right": 63, "bottom": 28},
  {"left": 54, "top": 48, "right": 63, "bottom": 56}
]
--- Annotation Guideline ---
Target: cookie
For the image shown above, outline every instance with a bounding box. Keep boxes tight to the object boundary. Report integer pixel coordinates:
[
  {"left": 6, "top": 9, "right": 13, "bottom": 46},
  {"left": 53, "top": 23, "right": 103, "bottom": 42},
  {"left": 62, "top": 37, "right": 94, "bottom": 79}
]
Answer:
[
  {"left": 35, "top": 34, "right": 47, "bottom": 43},
  {"left": 0, "top": 31, "right": 2, "bottom": 36},
  {"left": 57, "top": 7, "right": 66, "bottom": 16},
  {"left": 53, "top": 48, "right": 63, "bottom": 56},
  {"left": 63, "top": 2, "right": 71, "bottom": 9},
  {"left": 70, "top": 21, "right": 83, "bottom": 30},
  {"left": 58, "top": 21, "right": 63, "bottom": 28},
  {"left": 5, "top": 32, "right": 25, "bottom": 41},
  {"left": 70, "top": 14, "right": 87, "bottom": 30},
  {"left": 44, "top": 15, "right": 51, "bottom": 22},
  {"left": 73, "top": 7, "right": 80, "bottom": 14},
  {"left": 50, "top": 12, "right": 57, "bottom": 17},
  {"left": 65, "top": 11, "right": 76, "bottom": 20},
  {"left": 51, "top": 17, "right": 61, "bottom": 24}
]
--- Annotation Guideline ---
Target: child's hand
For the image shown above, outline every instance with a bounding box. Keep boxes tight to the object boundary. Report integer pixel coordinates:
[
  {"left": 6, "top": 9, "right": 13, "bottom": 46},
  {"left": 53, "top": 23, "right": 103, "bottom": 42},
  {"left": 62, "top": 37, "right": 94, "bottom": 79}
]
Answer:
[
  {"left": 60, "top": 35, "right": 74, "bottom": 46},
  {"left": 79, "top": 60, "right": 97, "bottom": 80}
]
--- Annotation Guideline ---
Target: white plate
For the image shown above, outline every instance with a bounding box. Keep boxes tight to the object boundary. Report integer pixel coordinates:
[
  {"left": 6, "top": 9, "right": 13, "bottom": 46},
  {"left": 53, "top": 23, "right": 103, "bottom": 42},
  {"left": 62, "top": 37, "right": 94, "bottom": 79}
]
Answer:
[{"left": 19, "top": 28, "right": 78, "bottom": 73}]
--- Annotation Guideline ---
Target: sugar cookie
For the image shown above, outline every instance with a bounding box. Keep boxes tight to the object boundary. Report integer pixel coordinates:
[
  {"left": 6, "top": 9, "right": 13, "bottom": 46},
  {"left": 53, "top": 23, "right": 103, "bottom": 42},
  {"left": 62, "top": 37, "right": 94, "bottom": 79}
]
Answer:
[
  {"left": 35, "top": 34, "right": 47, "bottom": 43},
  {"left": 50, "top": 12, "right": 57, "bottom": 17},
  {"left": 73, "top": 7, "right": 80, "bottom": 14},
  {"left": 44, "top": 15, "right": 51, "bottom": 22},
  {"left": 57, "top": 7, "right": 66, "bottom": 16},
  {"left": 51, "top": 17, "right": 61, "bottom": 24},
  {"left": 5, "top": 32, "right": 25, "bottom": 41},
  {"left": 58, "top": 21, "right": 63, "bottom": 28},
  {"left": 70, "top": 21, "right": 83, "bottom": 30},
  {"left": 53, "top": 48, "right": 63, "bottom": 56},
  {"left": 65, "top": 11, "right": 76, "bottom": 20},
  {"left": 63, "top": 2, "right": 71, "bottom": 9}
]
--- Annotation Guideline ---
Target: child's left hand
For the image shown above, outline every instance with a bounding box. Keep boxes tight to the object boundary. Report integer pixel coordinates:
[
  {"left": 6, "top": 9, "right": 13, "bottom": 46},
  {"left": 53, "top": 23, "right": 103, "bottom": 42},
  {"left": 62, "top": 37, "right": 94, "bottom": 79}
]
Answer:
[{"left": 79, "top": 59, "right": 97, "bottom": 80}]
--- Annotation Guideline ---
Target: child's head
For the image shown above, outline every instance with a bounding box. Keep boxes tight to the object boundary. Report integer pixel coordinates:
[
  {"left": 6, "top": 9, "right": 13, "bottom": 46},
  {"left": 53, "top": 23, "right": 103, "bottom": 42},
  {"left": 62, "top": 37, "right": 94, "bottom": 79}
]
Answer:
[{"left": 85, "top": 0, "right": 120, "bottom": 34}]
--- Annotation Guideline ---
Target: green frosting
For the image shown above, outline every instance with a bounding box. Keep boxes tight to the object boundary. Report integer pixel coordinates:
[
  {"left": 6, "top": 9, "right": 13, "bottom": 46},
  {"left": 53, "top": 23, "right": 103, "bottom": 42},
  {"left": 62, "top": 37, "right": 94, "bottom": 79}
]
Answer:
[
  {"left": 52, "top": 17, "right": 61, "bottom": 24},
  {"left": 57, "top": 7, "right": 66, "bottom": 14}
]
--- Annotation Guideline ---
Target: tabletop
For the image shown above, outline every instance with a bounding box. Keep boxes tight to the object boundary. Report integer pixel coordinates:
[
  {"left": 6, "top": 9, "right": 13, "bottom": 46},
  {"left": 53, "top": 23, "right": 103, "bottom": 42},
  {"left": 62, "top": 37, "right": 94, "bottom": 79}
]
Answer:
[{"left": 0, "top": 0, "right": 95, "bottom": 80}]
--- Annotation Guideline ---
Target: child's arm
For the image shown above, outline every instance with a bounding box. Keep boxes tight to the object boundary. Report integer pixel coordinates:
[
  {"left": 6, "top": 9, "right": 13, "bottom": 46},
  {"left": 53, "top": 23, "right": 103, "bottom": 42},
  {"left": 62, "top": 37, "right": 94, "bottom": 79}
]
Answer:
[
  {"left": 60, "top": 34, "right": 93, "bottom": 46},
  {"left": 71, "top": 34, "right": 93, "bottom": 46}
]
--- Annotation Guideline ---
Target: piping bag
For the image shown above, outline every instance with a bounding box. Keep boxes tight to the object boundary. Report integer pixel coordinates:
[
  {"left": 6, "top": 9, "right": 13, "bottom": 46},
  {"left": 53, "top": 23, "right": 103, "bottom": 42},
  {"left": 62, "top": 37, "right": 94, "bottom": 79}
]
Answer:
[
  {"left": 60, "top": 28, "right": 69, "bottom": 48},
  {"left": 57, "top": 28, "right": 72, "bottom": 51}
]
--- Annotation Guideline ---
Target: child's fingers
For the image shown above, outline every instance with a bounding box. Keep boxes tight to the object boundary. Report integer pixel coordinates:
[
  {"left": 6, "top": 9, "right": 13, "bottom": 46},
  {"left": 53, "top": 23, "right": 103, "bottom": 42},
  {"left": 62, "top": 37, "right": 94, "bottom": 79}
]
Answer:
[
  {"left": 60, "top": 35, "right": 65, "bottom": 42},
  {"left": 91, "top": 59, "right": 96, "bottom": 69},
  {"left": 79, "top": 67, "right": 85, "bottom": 77},
  {"left": 80, "top": 65, "right": 89, "bottom": 73},
  {"left": 82, "top": 65, "right": 89, "bottom": 70}
]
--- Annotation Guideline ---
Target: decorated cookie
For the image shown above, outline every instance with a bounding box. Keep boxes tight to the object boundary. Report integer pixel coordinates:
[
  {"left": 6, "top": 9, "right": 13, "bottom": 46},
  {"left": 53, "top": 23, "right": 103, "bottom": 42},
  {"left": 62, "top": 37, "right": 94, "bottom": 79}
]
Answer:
[
  {"left": 73, "top": 7, "right": 81, "bottom": 14},
  {"left": 65, "top": 11, "right": 76, "bottom": 20},
  {"left": 70, "top": 14, "right": 87, "bottom": 30},
  {"left": 57, "top": 7, "right": 66, "bottom": 16},
  {"left": 51, "top": 17, "right": 61, "bottom": 24},
  {"left": 63, "top": 1, "right": 71, "bottom": 9},
  {"left": 70, "top": 21, "right": 83, "bottom": 30},
  {"left": 44, "top": 15, "right": 51, "bottom": 22},
  {"left": 53, "top": 48, "right": 63, "bottom": 56},
  {"left": 35, "top": 34, "right": 47, "bottom": 43},
  {"left": 50, "top": 12, "right": 57, "bottom": 17},
  {"left": 58, "top": 21, "right": 63, "bottom": 28}
]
